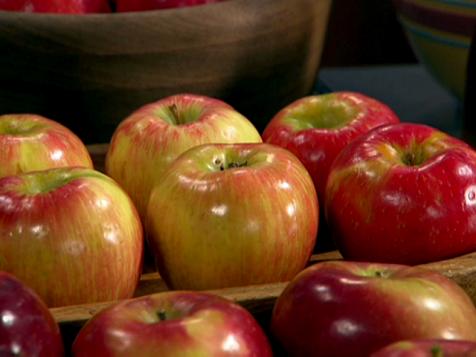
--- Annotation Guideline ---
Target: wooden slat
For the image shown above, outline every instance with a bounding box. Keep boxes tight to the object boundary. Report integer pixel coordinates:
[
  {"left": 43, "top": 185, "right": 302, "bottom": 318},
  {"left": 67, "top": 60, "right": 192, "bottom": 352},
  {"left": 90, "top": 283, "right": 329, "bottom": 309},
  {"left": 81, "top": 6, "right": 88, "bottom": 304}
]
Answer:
[{"left": 51, "top": 249, "right": 476, "bottom": 327}]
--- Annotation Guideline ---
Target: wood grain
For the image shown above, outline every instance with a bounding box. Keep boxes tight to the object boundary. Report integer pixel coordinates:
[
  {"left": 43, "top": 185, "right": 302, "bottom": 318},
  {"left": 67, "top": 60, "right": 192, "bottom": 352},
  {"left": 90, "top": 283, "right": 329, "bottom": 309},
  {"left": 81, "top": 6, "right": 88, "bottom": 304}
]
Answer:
[
  {"left": 0, "top": 0, "right": 332, "bottom": 144},
  {"left": 51, "top": 250, "right": 476, "bottom": 326}
]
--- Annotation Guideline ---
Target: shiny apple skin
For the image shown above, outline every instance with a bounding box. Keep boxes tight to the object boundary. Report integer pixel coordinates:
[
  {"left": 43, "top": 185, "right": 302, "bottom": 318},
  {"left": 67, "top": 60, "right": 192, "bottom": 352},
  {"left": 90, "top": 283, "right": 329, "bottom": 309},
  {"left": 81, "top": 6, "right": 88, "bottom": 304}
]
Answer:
[
  {"left": 0, "top": 114, "right": 93, "bottom": 178},
  {"left": 0, "top": 167, "right": 143, "bottom": 307},
  {"left": 73, "top": 291, "right": 272, "bottom": 357},
  {"left": 326, "top": 122, "right": 476, "bottom": 264},
  {"left": 262, "top": 92, "right": 400, "bottom": 205},
  {"left": 271, "top": 261, "right": 476, "bottom": 357},
  {"left": 0, "top": 0, "right": 111, "bottom": 12},
  {"left": 106, "top": 93, "right": 262, "bottom": 219},
  {"left": 116, "top": 0, "right": 223, "bottom": 11},
  {"left": 0, "top": 271, "right": 63, "bottom": 356},
  {"left": 372, "top": 339, "right": 476, "bottom": 357},
  {"left": 146, "top": 143, "right": 318, "bottom": 290}
]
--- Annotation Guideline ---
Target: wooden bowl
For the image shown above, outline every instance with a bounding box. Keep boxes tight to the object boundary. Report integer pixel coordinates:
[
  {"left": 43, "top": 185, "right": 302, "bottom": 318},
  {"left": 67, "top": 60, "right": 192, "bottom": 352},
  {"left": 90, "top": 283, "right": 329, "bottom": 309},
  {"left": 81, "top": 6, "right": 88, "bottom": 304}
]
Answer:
[{"left": 0, "top": 0, "right": 332, "bottom": 144}]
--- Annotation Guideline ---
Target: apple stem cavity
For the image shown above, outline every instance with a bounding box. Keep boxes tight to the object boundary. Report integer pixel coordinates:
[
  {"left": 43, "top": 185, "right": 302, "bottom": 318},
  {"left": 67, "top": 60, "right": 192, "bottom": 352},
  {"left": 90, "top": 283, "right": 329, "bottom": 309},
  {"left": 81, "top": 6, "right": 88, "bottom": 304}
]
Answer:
[
  {"left": 401, "top": 151, "right": 425, "bottom": 167},
  {"left": 213, "top": 157, "right": 247, "bottom": 171},
  {"left": 431, "top": 345, "right": 443, "bottom": 357},
  {"left": 160, "top": 103, "right": 203, "bottom": 126},
  {"left": 169, "top": 104, "right": 182, "bottom": 124},
  {"left": 0, "top": 116, "right": 44, "bottom": 136},
  {"left": 157, "top": 310, "right": 168, "bottom": 321}
]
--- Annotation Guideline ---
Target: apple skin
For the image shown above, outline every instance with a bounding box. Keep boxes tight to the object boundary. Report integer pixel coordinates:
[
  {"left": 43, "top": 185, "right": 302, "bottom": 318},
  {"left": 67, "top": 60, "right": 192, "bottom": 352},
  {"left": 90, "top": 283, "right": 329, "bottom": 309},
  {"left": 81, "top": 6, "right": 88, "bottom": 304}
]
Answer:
[
  {"left": 146, "top": 143, "right": 318, "bottom": 290},
  {"left": 105, "top": 93, "right": 262, "bottom": 220},
  {"left": 0, "top": 114, "right": 93, "bottom": 178},
  {"left": 271, "top": 261, "right": 476, "bottom": 357},
  {"left": 0, "top": 0, "right": 111, "bottom": 13},
  {"left": 0, "top": 0, "right": 111, "bottom": 12},
  {"left": 116, "top": 0, "right": 223, "bottom": 12},
  {"left": 0, "top": 271, "right": 63, "bottom": 356},
  {"left": 372, "top": 339, "right": 476, "bottom": 357},
  {"left": 72, "top": 291, "right": 272, "bottom": 357},
  {"left": 263, "top": 92, "right": 400, "bottom": 206},
  {"left": 325, "top": 122, "right": 476, "bottom": 264},
  {"left": 0, "top": 167, "right": 143, "bottom": 307}
]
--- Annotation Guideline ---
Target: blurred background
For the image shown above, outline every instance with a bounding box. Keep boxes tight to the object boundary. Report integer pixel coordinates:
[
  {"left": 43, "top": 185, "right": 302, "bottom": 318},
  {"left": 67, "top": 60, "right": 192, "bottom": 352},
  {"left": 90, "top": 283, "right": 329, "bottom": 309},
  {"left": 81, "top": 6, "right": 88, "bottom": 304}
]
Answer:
[{"left": 318, "top": 0, "right": 465, "bottom": 139}]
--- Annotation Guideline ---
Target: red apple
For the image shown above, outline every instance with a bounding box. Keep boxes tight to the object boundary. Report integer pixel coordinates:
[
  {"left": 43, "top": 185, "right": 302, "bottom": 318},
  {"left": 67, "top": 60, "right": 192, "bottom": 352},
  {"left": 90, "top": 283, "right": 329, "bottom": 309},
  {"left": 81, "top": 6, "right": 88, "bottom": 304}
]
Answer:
[
  {"left": 0, "top": 114, "right": 93, "bottom": 178},
  {"left": 116, "top": 0, "right": 223, "bottom": 12},
  {"left": 372, "top": 339, "right": 476, "bottom": 357},
  {"left": 0, "top": 0, "right": 111, "bottom": 12},
  {"left": 0, "top": 271, "right": 63, "bottom": 356},
  {"left": 325, "top": 123, "right": 476, "bottom": 264},
  {"left": 105, "top": 93, "right": 262, "bottom": 220},
  {"left": 72, "top": 291, "right": 272, "bottom": 356},
  {"left": 271, "top": 261, "right": 476, "bottom": 357},
  {"left": 0, "top": 167, "right": 143, "bottom": 307},
  {"left": 146, "top": 143, "right": 318, "bottom": 290},
  {"left": 263, "top": 92, "right": 400, "bottom": 250},
  {"left": 263, "top": 92, "right": 400, "bottom": 204}
]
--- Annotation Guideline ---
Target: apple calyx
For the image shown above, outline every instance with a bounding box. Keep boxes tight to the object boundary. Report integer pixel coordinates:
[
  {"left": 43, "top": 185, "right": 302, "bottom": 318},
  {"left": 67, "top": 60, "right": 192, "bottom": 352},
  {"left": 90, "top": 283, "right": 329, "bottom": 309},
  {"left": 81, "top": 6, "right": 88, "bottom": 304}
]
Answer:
[
  {"left": 213, "top": 157, "right": 248, "bottom": 171},
  {"left": 431, "top": 345, "right": 443, "bottom": 357},
  {"left": 358, "top": 268, "right": 392, "bottom": 279},
  {"left": 153, "top": 308, "right": 183, "bottom": 323},
  {"left": 0, "top": 115, "right": 45, "bottom": 136},
  {"left": 158, "top": 103, "right": 203, "bottom": 126}
]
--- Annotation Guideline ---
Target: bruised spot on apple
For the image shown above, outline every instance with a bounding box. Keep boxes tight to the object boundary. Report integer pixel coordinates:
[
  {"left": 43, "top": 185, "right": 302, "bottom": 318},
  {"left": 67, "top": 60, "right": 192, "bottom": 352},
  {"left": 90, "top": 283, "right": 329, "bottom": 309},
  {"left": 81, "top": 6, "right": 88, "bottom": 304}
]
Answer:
[
  {"left": 0, "top": 114, "right": 93, "bottom": 178},
  {"left": 146, "top": 143, "right": 318, "bottom": 290},
  {"left": 271, "top": 260, "right": 476, "bottom": 357},
  {"left": 0, "top": 167, "right": 143, "bottom": 307},
  {"left": 326, "top": 123, "right": 476, "bottom": 264},
  {"left": 106, "top": 94, "right": 262, "bottom": 220},
  {"left": 72, "top": 291, "right": 273, "bottom": 356}
]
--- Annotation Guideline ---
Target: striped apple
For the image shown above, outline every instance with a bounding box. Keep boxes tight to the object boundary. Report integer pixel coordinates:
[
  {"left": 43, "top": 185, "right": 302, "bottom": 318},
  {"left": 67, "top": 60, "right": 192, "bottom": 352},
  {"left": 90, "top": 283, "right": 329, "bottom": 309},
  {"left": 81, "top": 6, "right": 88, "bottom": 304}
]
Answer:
[
  {"left": 0, "top": 114, "right": 93, "bottom": 179},
  {"left": 73, "top": 291, "right": 272, "bottom": 356},
  {"left": 146, "top": 143, "right": 318, "bottom": 290},
  {"left": 0, "top": 167, "right": 143, "bottom": 307},
  {"left": 105, "top": 94, "right": 262, "bottom": 220}
]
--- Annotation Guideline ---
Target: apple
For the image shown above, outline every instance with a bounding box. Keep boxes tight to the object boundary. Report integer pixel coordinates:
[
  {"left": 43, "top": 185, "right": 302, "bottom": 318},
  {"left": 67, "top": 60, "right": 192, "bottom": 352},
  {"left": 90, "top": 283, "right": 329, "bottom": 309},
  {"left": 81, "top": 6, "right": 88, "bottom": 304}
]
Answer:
[
  {"left": 271, "top": 261, "right": 476, "bottom": 357},
  {"left": 72, "top": 291, "right": 272, "bottom": 356},
  {"left": 0, "top": 0, "right": 111, "bottom": 12},
  {"left": 263, "top": 92, "right": 400, "bottom": 204},
  {"left": 262, "top": 92, "right": 400, "bottom": 250},
  {"left": 325, "top": 122, "right": 476, "bottom": 264},
  {"left": 146, "top": 143, "right": 318, "bottom": 290},
  {"left": 0, "top": 271, "right": 63, "bottom": 356},
  {"left": 0, "top": 114, "right": 93, "bottom": 179},
  {"left": 105, "top": 93, "right": 262, "bottom": 220},
  {"left": 0, "top": 167, "right": 143, "bottom": 307},
  {"left": 372, "top": 339, "right": 476, "bottom": 357},
  {"left": 116, "top": 0, "right": 223, "bottom": 12}
]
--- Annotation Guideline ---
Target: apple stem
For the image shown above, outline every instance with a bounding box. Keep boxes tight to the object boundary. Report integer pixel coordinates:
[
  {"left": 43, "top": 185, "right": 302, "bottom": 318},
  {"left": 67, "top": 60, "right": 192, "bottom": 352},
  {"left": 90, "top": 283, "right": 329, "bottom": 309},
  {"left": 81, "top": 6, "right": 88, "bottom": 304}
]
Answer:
[
  {"left": 157, "top": 310, "right": 167, "bottom": 321},
  {"left": 169, "top": 104, "right": 182, "bottom": 125}
]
